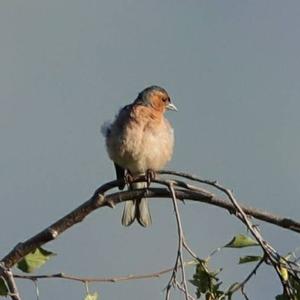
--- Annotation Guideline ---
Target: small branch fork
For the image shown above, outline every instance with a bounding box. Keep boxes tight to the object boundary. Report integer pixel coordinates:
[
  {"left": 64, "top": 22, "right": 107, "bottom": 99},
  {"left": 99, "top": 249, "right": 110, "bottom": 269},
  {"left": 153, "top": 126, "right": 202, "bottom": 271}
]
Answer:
[
  {"left": 228, "top": 257, "right": 264, "bottom": 298},
  {"left": 1, "top": 170, "right": 300, "bottom": 299},
  {"left": 160, "top": 171, "right": 299, "bottom": 297},
  {"left": 164, "top": 182, "right": 192, "bottom": 300},
  {"left": 0, "top": 263, "right": 21, "bottom": 300}
]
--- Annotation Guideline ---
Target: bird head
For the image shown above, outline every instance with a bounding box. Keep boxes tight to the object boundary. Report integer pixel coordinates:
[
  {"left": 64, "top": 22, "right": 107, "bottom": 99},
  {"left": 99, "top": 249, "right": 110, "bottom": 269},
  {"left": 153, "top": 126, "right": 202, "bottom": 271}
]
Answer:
[{"left": 134, "top": 86, "right": 177, "bottom": 113}]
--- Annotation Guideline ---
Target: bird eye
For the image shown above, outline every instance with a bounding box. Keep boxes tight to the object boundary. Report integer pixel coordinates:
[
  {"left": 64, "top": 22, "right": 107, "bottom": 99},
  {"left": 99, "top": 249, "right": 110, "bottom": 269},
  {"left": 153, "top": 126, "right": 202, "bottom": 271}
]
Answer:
[{"left": 162, "top": 98, "right": 167, "bottom": 102}]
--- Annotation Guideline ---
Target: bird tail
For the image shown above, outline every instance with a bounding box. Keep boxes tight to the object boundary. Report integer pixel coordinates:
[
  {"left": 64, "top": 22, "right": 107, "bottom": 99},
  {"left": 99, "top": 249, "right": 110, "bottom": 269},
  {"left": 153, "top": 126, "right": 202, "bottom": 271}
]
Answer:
[{"left": 121, "top": 182, "right": 152, "bottom": 227}]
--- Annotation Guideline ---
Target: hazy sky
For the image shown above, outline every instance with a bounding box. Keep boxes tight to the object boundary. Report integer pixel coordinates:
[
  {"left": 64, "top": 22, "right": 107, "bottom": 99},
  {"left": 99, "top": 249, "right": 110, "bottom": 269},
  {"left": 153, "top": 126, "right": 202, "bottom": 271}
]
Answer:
[{"left": 1, "top": 1, "right": 300, "bottom": 299}]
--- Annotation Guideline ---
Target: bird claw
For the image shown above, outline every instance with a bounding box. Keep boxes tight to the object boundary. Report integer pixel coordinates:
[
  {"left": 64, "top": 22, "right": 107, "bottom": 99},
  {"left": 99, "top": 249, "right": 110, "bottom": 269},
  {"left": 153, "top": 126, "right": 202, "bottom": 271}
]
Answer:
[
  {"left": 124, "top": 172, "right": 134, "bottom": 186},
  {"left": 146, "top": 169, "right": 156, "bottom": 188}
]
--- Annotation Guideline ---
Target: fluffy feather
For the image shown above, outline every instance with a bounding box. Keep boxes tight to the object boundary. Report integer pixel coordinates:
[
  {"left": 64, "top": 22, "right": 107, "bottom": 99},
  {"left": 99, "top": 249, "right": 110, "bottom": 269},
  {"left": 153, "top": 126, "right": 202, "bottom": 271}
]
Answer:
[{"left": 103, "top": 86, "right": 177, "bottom": 226}]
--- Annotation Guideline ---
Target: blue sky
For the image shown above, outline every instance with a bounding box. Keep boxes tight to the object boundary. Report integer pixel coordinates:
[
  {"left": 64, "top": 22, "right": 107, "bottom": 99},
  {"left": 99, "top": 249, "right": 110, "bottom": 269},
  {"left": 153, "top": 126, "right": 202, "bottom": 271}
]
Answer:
[{"left": 1, "top": 1, "right": 300, "bottom": 299}]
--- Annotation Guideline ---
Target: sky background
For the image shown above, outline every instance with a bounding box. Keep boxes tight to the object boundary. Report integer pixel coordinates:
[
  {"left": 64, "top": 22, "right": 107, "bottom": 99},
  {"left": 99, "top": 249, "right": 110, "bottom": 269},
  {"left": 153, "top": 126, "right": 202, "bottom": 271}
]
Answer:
[{"left": 1, "top": 1, "right": 300, "bottom": 299}]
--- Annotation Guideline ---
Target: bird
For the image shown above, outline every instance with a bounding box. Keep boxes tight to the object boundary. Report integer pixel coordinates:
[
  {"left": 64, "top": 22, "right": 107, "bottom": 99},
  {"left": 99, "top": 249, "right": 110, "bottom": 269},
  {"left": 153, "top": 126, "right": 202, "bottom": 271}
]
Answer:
[{"left": 102, "top": 86, "right": 177, "bottom": 227}]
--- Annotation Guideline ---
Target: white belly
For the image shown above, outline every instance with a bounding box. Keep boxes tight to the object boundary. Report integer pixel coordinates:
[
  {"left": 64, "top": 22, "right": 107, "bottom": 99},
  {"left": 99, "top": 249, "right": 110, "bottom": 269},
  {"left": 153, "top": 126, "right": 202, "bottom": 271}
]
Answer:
[{"left": 107, "top": 119, "right": 174, "bottom": 174}]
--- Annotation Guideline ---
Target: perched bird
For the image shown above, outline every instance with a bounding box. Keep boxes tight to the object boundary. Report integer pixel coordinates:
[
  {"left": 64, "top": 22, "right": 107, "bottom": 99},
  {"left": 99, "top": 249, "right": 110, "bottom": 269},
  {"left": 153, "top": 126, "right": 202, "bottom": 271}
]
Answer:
[{"left": 102, "top": 86, "right": 177, "bottom": 227}]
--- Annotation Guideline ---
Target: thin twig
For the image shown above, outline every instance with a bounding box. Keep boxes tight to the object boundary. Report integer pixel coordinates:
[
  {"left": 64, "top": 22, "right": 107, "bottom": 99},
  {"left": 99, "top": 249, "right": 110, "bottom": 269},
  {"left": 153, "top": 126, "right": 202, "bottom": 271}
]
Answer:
[
  {"left": 159, "top": 171, "right": 297, "bottom": 297},
  {"left": 14, "top": 266, "right": 176, "bottom": 283},
  {"left": 241, "top": 286, "right": 250, "bottom": 300},
  {"left": 165, "top": 171, "right": 294, "bottom": 297},
  {"left": 227, "top": 258, "right": 264, "bottom": 296},
  {"left": 216, "top": 187, "right": 293, "bottom": 296},
  {"left": 159, "top": 170, "right": 300, "bottom": 233},
  {"left": 167, "top": 182, "right": 189, "bottom": 300},
  {"left": 175, "top": 280, "right": 196, "bottom": 300},
  {"left": 182, "top": 240, "right": 199, "bottom": 261},
  {"left": 0, "top": 264, "right": 21, "bottom": 300},
  {"left": 33, "top": 280, "right": 39, "bottom": 300}
]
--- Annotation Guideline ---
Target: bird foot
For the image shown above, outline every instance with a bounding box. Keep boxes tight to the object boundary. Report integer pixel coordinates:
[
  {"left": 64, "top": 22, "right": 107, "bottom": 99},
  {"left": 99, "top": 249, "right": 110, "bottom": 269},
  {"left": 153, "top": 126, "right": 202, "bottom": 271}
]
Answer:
[
  {"left": 146, "top": 169, "right": 156, "bottom": 188},
  {"left": 124, "top": 172, "right": 134, "bottom": 186}
]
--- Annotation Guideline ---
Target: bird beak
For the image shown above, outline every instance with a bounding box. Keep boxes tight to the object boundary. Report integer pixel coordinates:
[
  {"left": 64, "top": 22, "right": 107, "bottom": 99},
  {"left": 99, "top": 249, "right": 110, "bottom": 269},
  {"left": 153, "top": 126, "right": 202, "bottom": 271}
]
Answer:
[{"left": 166, "top": 102, "right": 178, "bottom": 111}]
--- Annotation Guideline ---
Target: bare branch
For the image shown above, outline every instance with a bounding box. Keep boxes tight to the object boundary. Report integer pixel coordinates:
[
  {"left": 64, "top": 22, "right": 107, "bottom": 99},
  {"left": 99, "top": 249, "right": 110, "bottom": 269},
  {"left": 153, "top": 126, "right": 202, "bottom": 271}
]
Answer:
[
  {"left": 14, "top": 266, "right": 176, "bottom": 283},
  {"left": 0, "top": 264, "right": 21, "bottom": 300},
  {"left": 175, "top": 280, "right": 196, "bottom": 300},
  {"left": 159, "top": 170, "right": 300, "bottom": 233},
  {"left": 165, "top": 182, "right": 189, "bottom": 300}
]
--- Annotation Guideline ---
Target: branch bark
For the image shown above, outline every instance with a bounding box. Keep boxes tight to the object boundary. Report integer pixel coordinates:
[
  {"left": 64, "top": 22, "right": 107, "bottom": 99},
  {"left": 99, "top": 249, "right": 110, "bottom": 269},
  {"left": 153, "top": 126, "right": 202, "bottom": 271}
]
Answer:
[{"left": 0, "top": 264, "right": 21, "bottom": 300}]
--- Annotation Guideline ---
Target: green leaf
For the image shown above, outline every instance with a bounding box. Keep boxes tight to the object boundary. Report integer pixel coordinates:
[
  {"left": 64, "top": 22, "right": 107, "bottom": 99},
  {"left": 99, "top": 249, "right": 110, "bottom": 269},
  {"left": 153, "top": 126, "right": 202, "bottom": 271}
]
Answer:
[
  {"left": 190, "top": 261, "right": 224, "bottom": 299},
  {"left": 279, "top": 265, "right": 289, "bottom": 282},
  {"left": 224, "top": 234, "right": 259, "bottom": 248},
  {"left": 17, "top": 247, "right": 56, "bottom": 273},
  {"left": 276, "top": 273, "right": 300, "bottom": 299},
  {"left": 289, "top": 274, "right": 300, "bottom": 298},
  {"left": 0, "top": 278, "right": 8, "bottom": 296},
  {"left": 84, "top": 292, "right": 99, "bottom": 300},
  {"left": 239, "top": 255, "right": 262, "bottom": 264}
]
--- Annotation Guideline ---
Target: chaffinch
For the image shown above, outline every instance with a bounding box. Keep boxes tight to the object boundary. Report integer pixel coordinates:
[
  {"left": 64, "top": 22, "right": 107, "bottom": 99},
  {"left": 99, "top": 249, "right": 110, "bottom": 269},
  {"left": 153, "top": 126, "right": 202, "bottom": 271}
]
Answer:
[{"left": 102, "top": 86, "right": 177, "bottom": 227}]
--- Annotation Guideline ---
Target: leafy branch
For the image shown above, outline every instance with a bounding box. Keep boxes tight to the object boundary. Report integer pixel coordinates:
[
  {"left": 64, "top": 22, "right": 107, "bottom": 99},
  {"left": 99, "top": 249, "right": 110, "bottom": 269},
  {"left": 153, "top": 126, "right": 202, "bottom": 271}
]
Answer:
[{"left": 1, "top": 170, "right": 300, "bottom": 299}]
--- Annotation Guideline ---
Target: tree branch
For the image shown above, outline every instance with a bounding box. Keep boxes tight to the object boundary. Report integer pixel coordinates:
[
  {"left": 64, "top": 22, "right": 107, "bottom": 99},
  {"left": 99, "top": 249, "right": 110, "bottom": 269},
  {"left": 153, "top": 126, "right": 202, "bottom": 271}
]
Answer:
[
  {"left": 0, "top": 264, "right": 21, "bottom": 300},
  {"left": 160, "top": 170, "right": 298, "bottom": 296},
  {"left": 13, "top": 266, "right": 175, "bottom": 283},
  {"left": 1, "top": 170, "right": 300, "bottom": 299},
  {"left": 159, "top": 170, "right": 300, "bottom": 233},
  {"left": 165, "top": 182, "right": 189, "bottom": 300}
]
